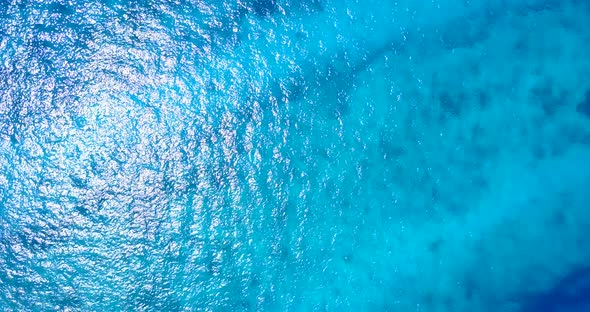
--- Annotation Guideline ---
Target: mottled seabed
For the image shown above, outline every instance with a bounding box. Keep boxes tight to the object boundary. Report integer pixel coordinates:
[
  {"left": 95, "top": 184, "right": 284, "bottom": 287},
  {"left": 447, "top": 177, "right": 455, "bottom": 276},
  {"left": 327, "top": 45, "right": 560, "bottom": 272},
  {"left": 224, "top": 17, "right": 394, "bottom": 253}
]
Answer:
[{"left": 1, "top": 0, "right": 590, "bottom": 311}]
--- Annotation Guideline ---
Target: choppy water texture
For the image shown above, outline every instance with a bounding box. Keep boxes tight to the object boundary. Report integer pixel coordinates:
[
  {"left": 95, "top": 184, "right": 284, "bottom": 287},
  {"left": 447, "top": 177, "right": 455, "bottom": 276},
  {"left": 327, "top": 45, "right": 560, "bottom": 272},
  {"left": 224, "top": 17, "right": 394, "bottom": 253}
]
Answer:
[{"left": 1, "top": 0, "right": 590, "bottom": 311}]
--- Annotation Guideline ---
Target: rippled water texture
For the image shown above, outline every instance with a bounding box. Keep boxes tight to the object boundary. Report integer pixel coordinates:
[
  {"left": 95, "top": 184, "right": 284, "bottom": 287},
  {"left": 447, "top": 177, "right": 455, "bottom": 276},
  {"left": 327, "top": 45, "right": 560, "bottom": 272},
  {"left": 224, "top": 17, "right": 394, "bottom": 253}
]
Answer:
[{"left": 2, "top": 0, "right": 590, "bottom": 311}]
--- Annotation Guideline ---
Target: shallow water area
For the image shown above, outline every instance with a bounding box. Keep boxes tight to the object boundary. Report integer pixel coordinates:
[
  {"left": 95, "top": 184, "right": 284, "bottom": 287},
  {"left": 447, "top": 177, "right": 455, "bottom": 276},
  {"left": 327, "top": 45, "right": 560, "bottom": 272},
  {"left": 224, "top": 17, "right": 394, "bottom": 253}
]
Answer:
[{"left": 1, "top": 0, "right": 590, "bottom": 311}]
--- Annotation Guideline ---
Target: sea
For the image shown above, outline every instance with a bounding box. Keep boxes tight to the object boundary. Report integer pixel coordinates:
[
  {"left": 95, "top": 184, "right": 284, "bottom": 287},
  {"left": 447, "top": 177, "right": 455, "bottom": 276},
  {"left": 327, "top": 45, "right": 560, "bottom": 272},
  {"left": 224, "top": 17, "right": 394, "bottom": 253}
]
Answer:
[{"left": 1, "top": 0, "right": 590, "bottom": 311}]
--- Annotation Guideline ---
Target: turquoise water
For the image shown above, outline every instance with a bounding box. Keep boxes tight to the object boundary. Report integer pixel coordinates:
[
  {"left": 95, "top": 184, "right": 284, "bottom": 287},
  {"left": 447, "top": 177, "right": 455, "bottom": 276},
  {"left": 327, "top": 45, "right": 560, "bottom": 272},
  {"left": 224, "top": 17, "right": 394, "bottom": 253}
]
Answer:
[{"left": 1, "top": 0, "right": 590, "bottom": 311}]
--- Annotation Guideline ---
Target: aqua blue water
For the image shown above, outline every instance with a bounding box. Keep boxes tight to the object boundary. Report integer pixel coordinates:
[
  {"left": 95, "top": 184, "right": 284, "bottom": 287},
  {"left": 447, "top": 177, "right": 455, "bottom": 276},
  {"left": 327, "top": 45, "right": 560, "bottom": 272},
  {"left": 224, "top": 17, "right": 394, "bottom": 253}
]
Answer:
[{"left": 1, "top": 0, "right": 590, "bottom": 311}]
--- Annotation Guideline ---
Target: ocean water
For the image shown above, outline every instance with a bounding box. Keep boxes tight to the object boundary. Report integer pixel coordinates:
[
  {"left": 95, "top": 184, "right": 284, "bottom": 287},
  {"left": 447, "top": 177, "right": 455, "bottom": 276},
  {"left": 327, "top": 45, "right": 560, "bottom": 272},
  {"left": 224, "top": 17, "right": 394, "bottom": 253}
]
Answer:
[{"left": 1, "top": 0, "right": 590, "bottom": 311}]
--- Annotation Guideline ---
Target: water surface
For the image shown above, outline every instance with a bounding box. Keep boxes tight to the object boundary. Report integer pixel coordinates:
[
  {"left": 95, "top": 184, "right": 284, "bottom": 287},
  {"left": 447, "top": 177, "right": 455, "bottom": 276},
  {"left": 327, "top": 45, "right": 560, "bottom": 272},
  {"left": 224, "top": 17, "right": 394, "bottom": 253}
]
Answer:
[{"left": 1, "top": 0, "right": 590, "bottom": 310}]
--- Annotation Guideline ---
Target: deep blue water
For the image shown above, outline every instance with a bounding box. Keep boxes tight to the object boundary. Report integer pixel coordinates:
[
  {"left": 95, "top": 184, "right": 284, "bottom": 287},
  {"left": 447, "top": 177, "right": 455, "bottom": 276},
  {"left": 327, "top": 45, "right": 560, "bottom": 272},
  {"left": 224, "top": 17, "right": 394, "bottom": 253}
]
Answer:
[{"left": 1, "top": 0, "right": 590, "bottom": 311}]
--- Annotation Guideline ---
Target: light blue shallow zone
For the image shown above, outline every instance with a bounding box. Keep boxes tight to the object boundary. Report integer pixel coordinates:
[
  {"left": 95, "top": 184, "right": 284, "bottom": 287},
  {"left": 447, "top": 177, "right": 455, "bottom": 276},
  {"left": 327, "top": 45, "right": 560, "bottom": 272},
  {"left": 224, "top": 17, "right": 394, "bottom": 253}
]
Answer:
[{"left": 1, "top": 0, "right": 590, "bottom": 311}]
